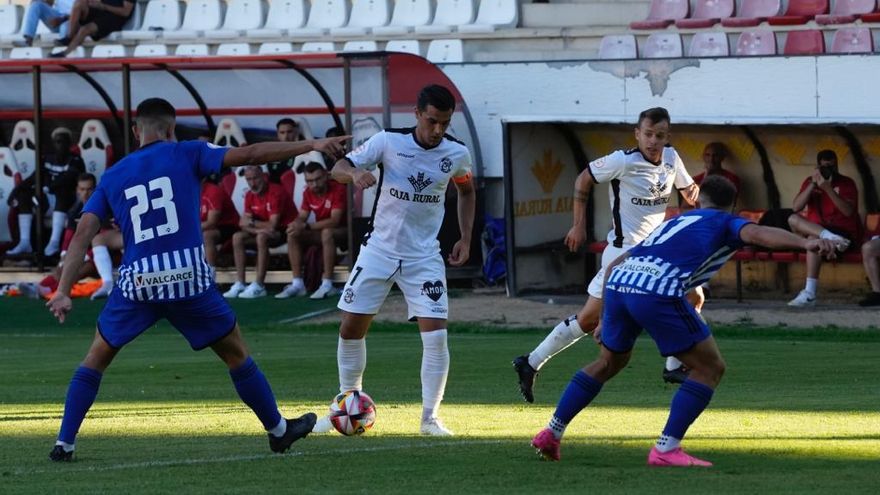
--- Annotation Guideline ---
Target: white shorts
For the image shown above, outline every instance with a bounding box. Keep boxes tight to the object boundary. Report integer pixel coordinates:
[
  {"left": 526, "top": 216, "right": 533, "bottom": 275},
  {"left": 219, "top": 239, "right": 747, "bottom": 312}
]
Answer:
[
  {"left": 586, "top": 243, "right": 633, "bottom": 299},
  {"left": 337, "top": 245, "right": 449, "bottom": 321}
]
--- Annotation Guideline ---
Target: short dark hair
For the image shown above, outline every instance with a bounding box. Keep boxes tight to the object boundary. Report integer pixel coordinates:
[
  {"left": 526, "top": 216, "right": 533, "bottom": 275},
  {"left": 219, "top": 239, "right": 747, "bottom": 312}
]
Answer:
[
  {"left": 417, "top": 84, "right": 455, "bottom": 112},
  {"left": 303, "top": 161, "right": 325, "bottom": 174},
  {"left": 817, "top": 149, "right": 838, "bottom": 164},
  {"left": 276, "top": 118, "right": 298, "bottom": 130},
  {"left": 77, "top": 172, "right": 97, "bottom": 185},
  {"left": 136, "top": 98, "right": 176, "bottom": 122},
  {"left": 325, "top": 126, "right": 345, "bottom": 138},
  {"left": 700, "top": 175, "right": 737, "bottom": 209},
  {"left": 637, "top": 107, "right": 671, "bottom": 127}
]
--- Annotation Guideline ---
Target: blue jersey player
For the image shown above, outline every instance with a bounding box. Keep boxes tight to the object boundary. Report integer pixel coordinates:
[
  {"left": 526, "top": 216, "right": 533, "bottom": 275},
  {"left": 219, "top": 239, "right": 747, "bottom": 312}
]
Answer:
[
  {"left": 46, "top": 98, "right": 350, "bottom": 462},
  {"left": 530, "top": 175, "right": 837, "bottom": 466}
]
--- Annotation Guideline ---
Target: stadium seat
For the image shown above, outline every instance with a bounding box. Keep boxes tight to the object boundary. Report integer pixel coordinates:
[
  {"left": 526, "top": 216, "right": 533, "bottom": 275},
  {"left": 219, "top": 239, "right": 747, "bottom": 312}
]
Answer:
[
  {"left": 79, "top": 120, "right": 114, "bottom": 181},
  {"left": 163, "top": 0, "right": 224, "bottom": 40},
  {"left": 246, "top": 0, "right": 306, "bottom": 38},
  {"left": 0, "top": 147, "right": 17, "bottom": 243},
  {"left": 258, "top": 42, "right": 294, "bottom": 54},
  {"left": 415, "top": 0, "right": 475, "bottom": 35},
  {"left": 721, "top": 0, "right": 780, "bottom": 27},
  {"left": 426, "top": 39, "right": 464, "bottom": 63},
  {"left": 0, "top": 4, "right": 22, "bottom": 41},
  {"left": 292, "top": 0, "right": 349, "bottom": 36},
  {"left": 91, "top": 44, "right": 127, "bottom": 58},
  {"left": 783, "top": 29, "right": 825, "bottom": 55},
  {"left": 735, "top": 29, "right": 777, "bottom": 56},
  {"left": 210, "top": 0, "right": 266, "bottom": 39},
  {"left": 768, "top": 0, "right": 828, "bottom": 26},
  {"left": 9, "top": 120, "right": 36, "bottom": 181},
  {"left": 862, "top": 4, "right": 880, "bottom": 22},
  {"left": 175, "top": 43, "right": 210, "bottom": 56},
  {"left": 815, "top": 0, "right": 875, "bottom": 25},
  {"left": 373, "top": 0, "right": 433, "bottom": 35},
  {"left": 342, "top": 40, "right": 379, "bottom": 52},
  {"left": 688, "top": 31, "right": 730, "bottom": 57},
  {"left": 121, "top": 0, "right": 183, "bottom": 41},
  {"left": 630, "top": 0, "right": 689, "bottom": 30},
  {"left": 829, "top": 27, "right": 873, "bottom": 54},
  {"left": 458, "top": 0, "right": 519, "bottom": 33},
  {"left": 598, "top": 34, "right": 637, "bottom": 59},
  {"left": 331, "top": 0, "right": 391, "bottom": 36},
  {"left": 301, "top": 41, "right": 335, "bottom": 52},
  {"left": 57, "top": 46, "right": 86, "bottom": 58},
  {"left": 216, "top": 43, "right": 251, "bottom": 55},
  {"left": 642, "top": 33, "right": 683, "bottom": 58},
  {"left": 9, "top": 47, "right": 42, "bottom": 59},
  {"left": 215, "top": 118, "right": 249, "bottom": 214},
  {"left": 676, "top": 0, "right": 734, "bottom": 28},
  {"left": 385, "top": 39, "right": 421, "bottom": 56},
  {"left": 290, "top": 117, "right": 316, "bottom": 140},
  {"left": 133, "top": 43, "right": 169, "bottom": 57},
  {"left": 106, "top": 0, "right": 145, "bottom": 41}
]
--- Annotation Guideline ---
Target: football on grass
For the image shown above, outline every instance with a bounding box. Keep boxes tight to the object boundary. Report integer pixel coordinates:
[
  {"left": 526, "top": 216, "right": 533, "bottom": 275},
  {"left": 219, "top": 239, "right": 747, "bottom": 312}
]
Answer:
[{"left": 329, "top": 390, "right": 377, "bottom": 436}]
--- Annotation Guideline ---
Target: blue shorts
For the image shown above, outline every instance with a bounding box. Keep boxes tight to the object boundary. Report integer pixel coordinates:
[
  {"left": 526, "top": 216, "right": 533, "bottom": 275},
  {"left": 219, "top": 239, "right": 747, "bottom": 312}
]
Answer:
[
  {"left": 97, "top": 286, "right": 237, "bottom": 350},
  {"left": 601, "top": 289, "right": 710, "bottom": 357}
]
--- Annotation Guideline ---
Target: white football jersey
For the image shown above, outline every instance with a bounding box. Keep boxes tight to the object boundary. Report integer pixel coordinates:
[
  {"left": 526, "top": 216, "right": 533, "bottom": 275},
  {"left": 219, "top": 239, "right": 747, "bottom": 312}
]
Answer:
[
  {"left": 588, "top": 146, "right": 694, "bottom": 248},
  {"left": 346, "top": 128, "right": 472, "bottom": 259}
]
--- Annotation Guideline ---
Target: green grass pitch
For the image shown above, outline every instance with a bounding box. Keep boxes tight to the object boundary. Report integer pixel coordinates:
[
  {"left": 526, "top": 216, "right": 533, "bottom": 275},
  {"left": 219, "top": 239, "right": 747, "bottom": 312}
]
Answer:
[{"left": 1, "top": 297, "right": 878, "bottom": 494}]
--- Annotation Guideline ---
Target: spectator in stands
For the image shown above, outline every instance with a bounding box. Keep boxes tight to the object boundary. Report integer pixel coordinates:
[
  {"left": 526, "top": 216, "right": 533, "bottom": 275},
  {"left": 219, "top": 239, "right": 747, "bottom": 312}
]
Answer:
[
  {"left": 267, "top": 118, "right": 301, "bottom": 184},
  {"left": 223, "top": 166, "right": 296, "bottom": 299},
  {"left": 275, "top": 162, "right": 347, "bottom": 300},
  {"left": 788, "top": 150, "right": 861, "bottom": 307},
  {"left": 6, "top": 127, "right": 85, "bottom": 257},
  {"left": 859, "top": 237, "right": 880, "bottom": 306},
  {"left": 201, "top": 175, "right": 240, "bottom": 267},
  {"left": 693, "top": 142, "right": 741, "bottom": 196},
  {"left": 49, "top": 0, "right": 134, "bottom": 58},
  {"left": 12, "top": 0, "right": 73, "bottom": 48}
]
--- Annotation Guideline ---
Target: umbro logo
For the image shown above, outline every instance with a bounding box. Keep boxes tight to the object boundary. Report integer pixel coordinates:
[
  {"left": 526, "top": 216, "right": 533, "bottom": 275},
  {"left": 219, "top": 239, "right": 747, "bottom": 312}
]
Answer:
[
  {"left": 408, "top": 172, "right": 433, "bottom": 193},
  {"left": 397, "top": 152, "right": 415, "bottom": 159}
]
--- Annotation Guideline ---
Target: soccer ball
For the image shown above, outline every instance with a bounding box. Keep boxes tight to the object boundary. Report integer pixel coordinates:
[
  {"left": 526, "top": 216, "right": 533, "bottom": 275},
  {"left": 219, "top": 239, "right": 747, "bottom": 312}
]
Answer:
[{"left": 329, "top": 390, "right": 377, "bottom": 436}]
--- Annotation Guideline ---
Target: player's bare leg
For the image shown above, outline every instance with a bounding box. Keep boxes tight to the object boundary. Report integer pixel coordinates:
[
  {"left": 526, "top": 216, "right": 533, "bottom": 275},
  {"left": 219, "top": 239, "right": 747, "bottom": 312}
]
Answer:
[
  {"left": 418, "top": 317, "right": 452, "bottom": 436},
  {"left": 663, "top": 287, "right": 704, "bottom": 384},
  {"left": 202, "top": 229, "right": 220, "bottom": 267}
]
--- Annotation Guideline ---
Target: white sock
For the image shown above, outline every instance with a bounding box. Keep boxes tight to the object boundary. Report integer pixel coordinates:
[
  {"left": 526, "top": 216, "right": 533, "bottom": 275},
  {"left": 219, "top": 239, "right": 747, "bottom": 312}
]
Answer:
[
  {"left": 15, "top": 213, "right": 32, "bottom": 248},
  {"left": 528, "top": 315, "right": 585, "bottom": 370},
  {"left": 268, "top": 417, "right": 287, "bottom": 437},
  {"left": 47, "top": 211, "right": 67, "bottom": 247},
  {"left": 292, "top": 277, "right": 304, "bottom": 288},
  {"left": 54, "top": 440, "right": 75, "bottom": 452},
  {"left": 321, "top": 278, "right": 333, "bottom": 288},
  {"left": 420, "top": 329, "right": 449, "bottom": 422},
  {"left": 655, "top": 434, "right": 681, "bottom": 453},
  {"left": 92, "top": 245, "right": 114, "bottom": 284},
  {"left": 804, "top": 278, "right": 818, "bottom": 296},
  {"left": 548, "top": 416, "right": 567, "bottom": 440},
  {"left": 665, "top": 356, "right": 683, "bottom": 371},
  {"left": 338, "top": 337, "right": 366, "bottom": 393}
]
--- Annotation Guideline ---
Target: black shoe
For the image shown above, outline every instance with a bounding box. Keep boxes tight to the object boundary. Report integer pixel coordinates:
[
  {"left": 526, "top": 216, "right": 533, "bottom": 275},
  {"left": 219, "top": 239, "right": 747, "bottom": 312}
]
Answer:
[
  {"left": 48, "top": 445, "right": 73, "bottom": 462},
  {"left": 512, "top": 354, "right": 537, "bottom": 403},
  {"left": 55, "top": 37, "right": 71, "bottom": 46},
  {"left": 858, "top": 292, "right": 880, "bottom": 307},
  {"left": 662, "top": 365, "right": 690, "bottom": 384},
  {"left": 268, "top": 412, "right": 317, "bottom": 453}
]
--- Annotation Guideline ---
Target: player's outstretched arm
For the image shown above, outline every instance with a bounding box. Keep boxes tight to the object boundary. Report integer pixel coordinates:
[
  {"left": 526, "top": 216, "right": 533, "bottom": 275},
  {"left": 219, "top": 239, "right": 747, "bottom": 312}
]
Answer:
[
  {"left": 222, "top": 136, "right": 351, "bottom": 168},
  {"left": 47, "top": 213, "right": 102, "bottom": 323},
  {"left": 565, "top": 169, "right": 594, "bottom": 252},
  {"left": 680, "top": 183, "right": 700, "bottom": 206},
  {"left": 331, "top": 158, "right": 377, "bottom": 189},
  {"left": 448, "top": 178, "right": 476, "bottom": 266},
  {"left": 739, "top": 224, "right": 837, "bottom": 258}
]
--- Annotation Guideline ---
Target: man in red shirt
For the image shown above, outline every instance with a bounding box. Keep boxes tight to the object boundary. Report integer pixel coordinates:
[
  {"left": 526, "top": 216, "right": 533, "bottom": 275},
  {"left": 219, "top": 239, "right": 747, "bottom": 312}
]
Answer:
[
  {"left": 692, "top": 142, "right": 741, "bottom": 200},
  {"left": 201, "top": 177, "right": 240, "bottom": 267},
  {"left": 788, "top": 149, "right": 861, "bottom": 307},
  {"left": 224, "top": 166, "right": 296, "bottom": 299},
  {"left": 276, "top": 162, "right": 347, "bottom": 299}
]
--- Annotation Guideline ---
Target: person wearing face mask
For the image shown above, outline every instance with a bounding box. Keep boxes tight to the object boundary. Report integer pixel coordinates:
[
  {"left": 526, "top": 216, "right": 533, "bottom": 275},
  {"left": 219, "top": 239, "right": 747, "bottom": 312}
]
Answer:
[{"left": 787, "top": 149, "right": 862, "bottom": 307}]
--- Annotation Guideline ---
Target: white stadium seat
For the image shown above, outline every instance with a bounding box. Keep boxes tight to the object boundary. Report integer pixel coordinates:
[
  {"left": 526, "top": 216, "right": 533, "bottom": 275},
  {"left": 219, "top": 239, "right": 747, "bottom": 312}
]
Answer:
[
  {"left": 385, "top": 39, "right": 421, "bottom": 56},
  {"left": 598, "top": 34, "right": 637, "bottom": 59},
  {"left": 216, "top": 43, "right": 251, "bottom": 55},
  {"left": 415, "top": 0, "right": 474, "bottom": 35},
  {"left": 9, "top": 47, "right": 42, "bottom": 59},
  {"left": 458, "top": 0, "right": 518, "bottom": 33},
  {"left": 0, "top": 4, "right": 22, "bottom": 41},
  {"left": 106, "top": 0, "right": 145, "bottom": 41},
  {"left": 175, "top": 43, "right": 210, "bottom": 56},
  {"left": 642, "top": 32, "right": 683, "bottom": 58},
  {"left": 291, "top": 0, "right": 349, "bottom": 36},
  {"left": 211, "top": 0, "right": 265, "bottom": 39},
  {"left": 426, "top": 38, "right": 463, "bottom": 63},
  {"left": 688, "top": 32, "right": 730, "bottom": 57},
  {"left": 9, "top": 120, "right": 36, "bottom": 181},
  {"left": 246, "top": 0, "right": 307, "bottom": 38},
  {"left": 373, "top": 0, "right": 433, "bottom": 35},
  {"left": 258, "top": 41, "right": 295, "bottom": 54},
  {"left": 122, "top": 0, "right": 183, "bottom": 40},
  {"left": 133, "top": 43, "right": 169, "bottom": 57},
  {"left": 0, "top": 147, "right": 18, "bottom": 242},
  {"left": 78, "top": 119, "right": 114, "bottom": 181},
  {"left": 214, "top": 118, "right": 250, "bottom": 215},
  {"left": 91, "top": 44, "right": 128, "bottom": 58},
  {"left": 301, "top": 41, "right": 335, "bottom": 52},
  {"left": 163, "top": 0, "right": 224, "bottom": 40},
  {"left": 330, "top": 0, "right": 390, "bottom": 36},
  {"left": 342, "top": 40, "right": 378, "bottom": 52}
]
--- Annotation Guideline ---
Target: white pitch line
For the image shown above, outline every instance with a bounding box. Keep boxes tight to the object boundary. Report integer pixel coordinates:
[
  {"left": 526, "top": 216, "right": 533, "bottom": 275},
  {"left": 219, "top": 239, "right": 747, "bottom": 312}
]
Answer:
[
  {"left": 276, "top": 307, "right": 338, "bottom": 324},
  {"left": 15, "top": 439, "right": 502, "bottom": 476}
]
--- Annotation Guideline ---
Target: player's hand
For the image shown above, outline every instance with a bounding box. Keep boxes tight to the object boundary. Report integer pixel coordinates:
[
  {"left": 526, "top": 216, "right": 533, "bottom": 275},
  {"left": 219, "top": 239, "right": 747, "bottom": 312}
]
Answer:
[
  {"left": 46, "top": 293, "right": 73, "bottom": 324},
  {"left": 286, "top": 219, "right": 305, "bottom": 236},
  {"left": 681, "top": 183, "right": 700, "bottom": 206},
  {"left": 351, "top": 169, "right": 377, "bottom": 190},
  {"left": 564, "top": 226, "right": 586, "bottom": 252},
  {"left": 448, "top": 239, "right": 470, "bottom": 266},
  {"left": 807, "top": 238, "right": 838, "bottom": 260},
  {"left": 313, "top": 135, "right": 352, "bottom": 160},
  {"left": 812, "top": 169, "right": 831, "bottom": 190}
]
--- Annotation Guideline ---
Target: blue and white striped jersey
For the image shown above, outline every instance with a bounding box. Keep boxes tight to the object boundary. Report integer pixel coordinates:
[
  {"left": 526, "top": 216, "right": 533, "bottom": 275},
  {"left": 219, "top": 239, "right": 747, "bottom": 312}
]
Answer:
[
  {"left": 83, "top": 140, "right": 228, "bottom": 302},
  {"left": 606, "top": 209, "right": 752, "bottom": 298}
]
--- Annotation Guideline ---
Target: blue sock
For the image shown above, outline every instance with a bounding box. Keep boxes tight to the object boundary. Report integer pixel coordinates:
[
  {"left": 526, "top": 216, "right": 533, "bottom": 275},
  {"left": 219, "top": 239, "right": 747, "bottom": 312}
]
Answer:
[
  {"left": 662, "top": 379, "right": 714, "bottom": 439},
  {"left": 552, "top": 370, "right": 604, "bottom": 426},
  {"left": 58, "top": 366, "right": 103, "bottom": 444},
  {"left": 229, "top": 357, "right": 282, "bottom": 431}
]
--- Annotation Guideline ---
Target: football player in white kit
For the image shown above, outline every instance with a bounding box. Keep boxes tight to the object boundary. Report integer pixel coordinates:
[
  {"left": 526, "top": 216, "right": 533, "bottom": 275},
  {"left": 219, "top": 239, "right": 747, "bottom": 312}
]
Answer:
[
  {"left": 513, "top": 107, "right": 701, "bottom": 403},
  {"left": 321, "top": 85, "right": 476, "bottom": 436}
]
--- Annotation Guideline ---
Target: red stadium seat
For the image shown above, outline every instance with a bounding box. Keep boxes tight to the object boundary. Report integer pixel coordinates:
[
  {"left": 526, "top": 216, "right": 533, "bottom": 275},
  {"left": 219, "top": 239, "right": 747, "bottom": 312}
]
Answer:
[
  {"left": 735, "top": 29, "right": 777, "bottom": 56},
  {"left": 688, "top": 32, "right": 730, "bottom": 57},
  {"left": 829, "top": 27, "right": 873, "bottom": 54},
  {"left": 642, "top": 33, "right": 683, "bottom": 58},
  {"left": 675, "top": 0, "right": 734, "bottom": 28},
  {"left": 862, "top": 4, "right": 880, "bottom": 22},
  {"left": 721, "top": 0, "right": 780, "bottom": 27},
  {"left": 768, "top": 0, "right": 828, "bottom": 26},
  {"left": 598, "top": 34, "right": 637, "bottom": 59},
  {"left": 783, "top": 30, "right": 826, "bottom": 55},
  {"left": 815, "top": 0, "right": 875, "bottom": 25},
  {"left": 629, "top": 0, "right": 689, "bottom": 30},
  {"left": 586, "top": 241, "right": 608, "bottom": 254}
]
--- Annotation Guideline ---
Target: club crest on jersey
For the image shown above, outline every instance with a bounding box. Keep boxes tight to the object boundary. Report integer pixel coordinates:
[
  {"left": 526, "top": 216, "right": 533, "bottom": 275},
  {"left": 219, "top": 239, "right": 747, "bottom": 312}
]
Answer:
[
  {"left": 439, "top": 157, "right": 452, "bottom": 173},
  {"left": 648, "top": 180, "right": 667, "bottom": 199},
  {"left": 343, "top": 288, "right": 355, "bottom": 304},
  {"left": 408, "top": 172, "right": 433, "bottom": 193},
  {"left": 421, "top": 280, "right": 445, "bottom": 302}
]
